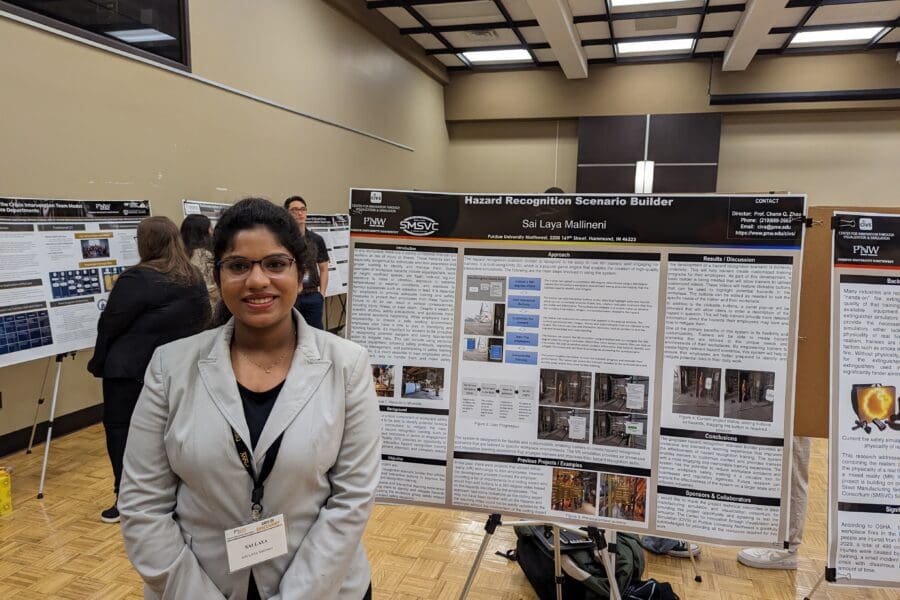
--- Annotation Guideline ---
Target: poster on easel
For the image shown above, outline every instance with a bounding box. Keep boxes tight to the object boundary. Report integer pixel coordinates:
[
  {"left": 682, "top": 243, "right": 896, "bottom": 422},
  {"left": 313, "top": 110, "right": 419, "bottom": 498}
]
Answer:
[
  {"left": 181, "top": 200, "right": 349, "bottom": 298},
  {"left": 347, "top": 189, "right": 806, "bottom": 546},
  {"left": 827, "top": 212, "right": 900, "bottom": 589},
  {"left": 0, "top": 197, "right": 151, "bottom": 368}
]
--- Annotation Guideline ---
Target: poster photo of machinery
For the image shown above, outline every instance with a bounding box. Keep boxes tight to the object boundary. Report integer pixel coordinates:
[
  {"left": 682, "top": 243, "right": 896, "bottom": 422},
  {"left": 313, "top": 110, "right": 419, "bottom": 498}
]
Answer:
[
  {"left": 672, "top": 365, "right": 721, "bottom": 417},
  {"left": 848, "top": 383, "right": 899, "bottom": 434},
  {"left": 400, "top": 366, "right": 445, "bottom": 400},
  {"left": 723, "top": 369, "right": 776, "bottom": 422},
  {"left": 372, "top": 364, "right": 395, "bottom": 398},
  {"left": 550, "top": 468, "right": 598, "bottom": 516}
]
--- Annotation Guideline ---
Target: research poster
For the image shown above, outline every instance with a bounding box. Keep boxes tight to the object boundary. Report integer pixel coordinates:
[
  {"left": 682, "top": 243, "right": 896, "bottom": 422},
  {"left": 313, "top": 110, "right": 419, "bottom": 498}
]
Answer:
[
  {"left": 181, "top": 201, "right": 349, "bottom": 297},
  {"left": 0, "top": 198, "right": 151, "bottom": 368},
  {"left": 828, "top": 212, "right": 900, "bottom": 588},
  {"left": 348, "top": 189, "right": 806, "bottom": 546}
]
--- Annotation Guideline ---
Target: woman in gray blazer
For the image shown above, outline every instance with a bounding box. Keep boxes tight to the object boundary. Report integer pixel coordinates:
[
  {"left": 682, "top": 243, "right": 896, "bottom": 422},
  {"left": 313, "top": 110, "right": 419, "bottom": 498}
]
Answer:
[{"left": 119, "top": 198, "right": 381, "bottom": 600}]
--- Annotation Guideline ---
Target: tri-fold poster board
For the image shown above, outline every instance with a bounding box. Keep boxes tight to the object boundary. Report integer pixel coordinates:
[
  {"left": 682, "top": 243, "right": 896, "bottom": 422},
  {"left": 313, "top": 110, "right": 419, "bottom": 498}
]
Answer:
[
  {"left": 827, "top": 212, "right": 900, "bottom": 589},
  {"left": 0, "top": 198, "right": 151, "bottom": 368},
  {"left": 347, "top": 189, "right": 807, "bottom": 548}
]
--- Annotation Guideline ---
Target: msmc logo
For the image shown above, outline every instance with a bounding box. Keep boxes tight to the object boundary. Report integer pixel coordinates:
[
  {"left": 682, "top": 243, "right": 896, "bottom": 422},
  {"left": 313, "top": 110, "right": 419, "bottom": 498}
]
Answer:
[{"left": 400, "top": 216, "right": 439, "bottom": 237}]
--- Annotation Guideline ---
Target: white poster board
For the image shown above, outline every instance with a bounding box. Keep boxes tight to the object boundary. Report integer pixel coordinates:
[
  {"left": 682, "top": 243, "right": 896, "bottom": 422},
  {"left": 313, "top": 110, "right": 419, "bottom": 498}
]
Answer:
[
  {"left": 0, "top": 198, "right": 151, "bottom": 368},
  {"left": 181, "top": 201, "right": 349, "bottom": 298},
  {"left": 827, "top": 212, "right": 900, "bottom": 589},
  {"left": 348, "top": 189, "right": 806, "bottom": 546}
]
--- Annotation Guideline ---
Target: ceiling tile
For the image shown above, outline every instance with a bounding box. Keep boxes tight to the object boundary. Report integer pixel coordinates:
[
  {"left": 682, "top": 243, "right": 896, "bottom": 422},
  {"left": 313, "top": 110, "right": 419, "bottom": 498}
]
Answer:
[
  {"left": 568, "top": 0, "right": 605, "bottom": 18},
  {"left": 410, "top": 33, "right": 445, "bottom": 50},
  {"left": 444, "top": 28, "right": 523, "bottom": 48},
  {"left": 377, "top": 7, "right": 420, "bottom": 29},
  {"left": 881, "top": 28, "right": 900, "bottom": 44},
  {"left": 576, "top": 21, "right": 611, "bottom": 41},
  {"left": 436, "top": 54, "right": 466, "bottom": 67},
  {"left": 708, "top": 0, "right": 745, "bottom": 6},
  {"left": 585, "top": 45, "right": 615, "bottom": 59},
  {"left": 610, "top": 0, "right": 703, "bottom": 16},
  {"left": 416, "top": 0, "right": 502, "bottom": 27},
  {"left": 614, "top": 14, "right": 700, "bottom": 37},
  {"left": 520, "top": 26, "right": 547, "bottom": 44},
  {"left": 774, "top": 7, "right": 815, "bottom": 29},
  {"left": 532, "top": 48, "right": 558, "bottom": 62},
  {"left": 498, "top": 0, "right": 536, "bottom": 21},
  {"left": 807, "top": 2, "right": 900, "bottom": 27},
  {"left": 701, "top": 11, "right": 742, "bottom": 31},
  {"left": 696, "top": 37, "right": 729, "bottom": 53}
]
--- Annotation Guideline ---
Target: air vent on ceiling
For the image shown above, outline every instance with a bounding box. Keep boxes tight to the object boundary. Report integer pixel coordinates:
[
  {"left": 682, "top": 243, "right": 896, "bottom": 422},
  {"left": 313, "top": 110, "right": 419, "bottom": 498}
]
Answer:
[
  {"left": 464, "top": 29, "right": 501, "bottom": 42},
  {"left": 635, "top": 16, "right": 678, "bottom": 31}
]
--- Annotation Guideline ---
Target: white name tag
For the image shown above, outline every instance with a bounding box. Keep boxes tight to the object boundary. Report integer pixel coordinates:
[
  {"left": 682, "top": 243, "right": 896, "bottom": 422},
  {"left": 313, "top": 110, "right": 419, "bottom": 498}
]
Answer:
[{"left": 224, "top": 514, "right": 288, "bottom": 573}]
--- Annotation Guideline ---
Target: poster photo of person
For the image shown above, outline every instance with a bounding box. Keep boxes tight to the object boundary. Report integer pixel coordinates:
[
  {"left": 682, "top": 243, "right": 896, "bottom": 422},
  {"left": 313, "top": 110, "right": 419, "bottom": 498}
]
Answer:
[
  {"left": 539, "top": 369, "right": 591, "bottom": 408},
  {"left": 538, "top": 407, "right": 591, "bottom": 444},
  {"left": 401, "top": 366, "right": 445, "bottom": 400},
  {"left": 550, "top": 468, "right": 598, "bottom": 516},
  {"left": 672, "top": 366, "right": 721, "bottom": 417},
  {"left": 592, "top": 412, "right": 648, "bottom": 449},
  {"left": 724, "top": 369, "right": 776, "bottom": 422},
  {"left": 597, "top": 473, "right": 647, "bottom": 522},
  {"left": 372, "top": 364, "right": 395, "bottom": 398},
  {"left": 595, "top": 373, "right": 649, "bottom": 413}
]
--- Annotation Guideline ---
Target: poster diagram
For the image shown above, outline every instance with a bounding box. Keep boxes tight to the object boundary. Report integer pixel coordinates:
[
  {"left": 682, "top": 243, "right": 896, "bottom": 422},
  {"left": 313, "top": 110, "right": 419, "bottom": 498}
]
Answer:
[
  {"left": 0, "top": 198, "right": 150, "bottom": 368},
  {"left": 827, "top": 212, "right": 900, "bottom": 589},
  {"left": 347, "top": 189, "right": 805, "bottom": 546}
]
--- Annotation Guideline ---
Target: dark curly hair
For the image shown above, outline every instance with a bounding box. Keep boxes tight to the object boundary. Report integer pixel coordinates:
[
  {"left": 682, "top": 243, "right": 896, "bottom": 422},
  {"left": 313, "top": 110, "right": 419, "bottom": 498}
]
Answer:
[{"left": 210, "top": 198, "right": 312, "bottom": 326}]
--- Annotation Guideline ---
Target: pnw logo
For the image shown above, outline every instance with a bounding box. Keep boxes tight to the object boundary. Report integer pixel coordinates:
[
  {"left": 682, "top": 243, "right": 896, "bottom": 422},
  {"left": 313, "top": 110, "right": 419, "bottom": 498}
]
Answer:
[
  {"left": 400, "top": 216, "right": 439, "bottom": 237},
  {"left": 853, "top": 245, "right": 880, "bottom": 256}
]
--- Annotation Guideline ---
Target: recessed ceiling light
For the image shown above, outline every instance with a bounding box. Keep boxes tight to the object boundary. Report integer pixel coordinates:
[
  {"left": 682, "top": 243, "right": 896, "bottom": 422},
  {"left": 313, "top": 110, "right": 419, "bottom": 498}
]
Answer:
[
  {"left": 461, "top": 49, "right": 532, "bottom": 63},
  {"left": 617, "top": 38, "right": 693, "bottom": 55},
  {"left": 107, "top": 28, "right": 175, "bottom": 43},
  {"left": 790, "top": 27, "right": 884, "bottom": 45},
  {"left": 611, "top": 0, "right": 685, "bottom": 6}
]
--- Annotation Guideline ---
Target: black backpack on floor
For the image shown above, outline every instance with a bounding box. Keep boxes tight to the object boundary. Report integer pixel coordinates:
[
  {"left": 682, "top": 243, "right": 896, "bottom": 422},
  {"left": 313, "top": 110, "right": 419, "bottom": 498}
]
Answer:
[{"left": 505, "top": 526, "right": 678, "bottom": 600}]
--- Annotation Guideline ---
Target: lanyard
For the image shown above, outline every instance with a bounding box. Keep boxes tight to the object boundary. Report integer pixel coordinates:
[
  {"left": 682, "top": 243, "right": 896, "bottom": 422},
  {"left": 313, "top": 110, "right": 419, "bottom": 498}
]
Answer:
[{"left": 231, "top": 428, "right": 284, "bottom": 520}]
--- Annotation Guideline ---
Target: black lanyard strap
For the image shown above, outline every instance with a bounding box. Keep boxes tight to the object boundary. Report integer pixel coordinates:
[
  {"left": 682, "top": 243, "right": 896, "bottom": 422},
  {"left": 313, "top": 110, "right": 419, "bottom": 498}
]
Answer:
[{"left": 231, "top": 428, "right": 284, "bottom": 519}]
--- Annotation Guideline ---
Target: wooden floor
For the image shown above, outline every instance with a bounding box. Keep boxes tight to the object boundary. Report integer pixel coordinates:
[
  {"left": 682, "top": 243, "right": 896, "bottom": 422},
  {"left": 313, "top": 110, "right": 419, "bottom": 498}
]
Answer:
[{"left": 0, "top": 426, "right": 895, "bottom": 599}]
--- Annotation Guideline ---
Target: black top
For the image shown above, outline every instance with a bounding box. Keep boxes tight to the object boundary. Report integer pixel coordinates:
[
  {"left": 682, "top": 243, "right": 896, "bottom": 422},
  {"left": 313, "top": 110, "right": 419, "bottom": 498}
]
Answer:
[
  {"left": 300, "top": 229, "right": 329, "bottom": 293},
  {"left": 87, "top": 267, "right": 209, "bottom": 379},
  {"left": 237, "top": 380, "right": 285, "bottom": 449}
]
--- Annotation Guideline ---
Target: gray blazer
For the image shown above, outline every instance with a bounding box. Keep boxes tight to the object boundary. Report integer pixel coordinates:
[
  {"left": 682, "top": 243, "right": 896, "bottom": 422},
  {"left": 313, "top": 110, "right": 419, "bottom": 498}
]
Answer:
[{"left": 119, "top": 311, "right": 381, "bottom": 600}]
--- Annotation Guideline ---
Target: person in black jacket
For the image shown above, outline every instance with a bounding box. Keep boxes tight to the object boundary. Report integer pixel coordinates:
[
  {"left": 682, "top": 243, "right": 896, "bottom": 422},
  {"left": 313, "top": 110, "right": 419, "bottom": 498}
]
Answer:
[{"left": 88, "top": 215, "right": 209, "bottom": 523}]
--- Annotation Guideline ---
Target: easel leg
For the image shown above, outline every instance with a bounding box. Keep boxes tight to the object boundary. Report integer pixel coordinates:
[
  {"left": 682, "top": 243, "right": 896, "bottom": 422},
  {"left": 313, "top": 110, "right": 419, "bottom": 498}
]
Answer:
[
  {"left": 683, "top": 539, "right": 702, "bottom": 582},
  {"left": 804, "top": 573, "right": 825, "bottom": 600},
  {"left": 460, "top": 513, "right": 502, "bottom": 600},
  {"left": 587, "top": 527, "right": 622, "bottom": 600},
  {"left": 37, "top": 352, "right": 70, "bottom": 499},
  {"left": 26, "top": 356, "right": 53, "bottom": 454},
  {"left": 552, "top": 525, "right": 563, "bottom": 600}
]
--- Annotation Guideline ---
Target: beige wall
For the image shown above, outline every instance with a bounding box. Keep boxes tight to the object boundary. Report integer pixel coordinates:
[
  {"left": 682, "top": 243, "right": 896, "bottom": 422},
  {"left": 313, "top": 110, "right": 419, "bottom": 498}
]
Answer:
[
  {"left": 445, "top": 51, "right": 900, "bottom": 121},
  {"left": 446, "top": 111, "right": 900, "bottom": 206},
  {"left": 0, "top": 0, "right": 449, "bottom": 437}
]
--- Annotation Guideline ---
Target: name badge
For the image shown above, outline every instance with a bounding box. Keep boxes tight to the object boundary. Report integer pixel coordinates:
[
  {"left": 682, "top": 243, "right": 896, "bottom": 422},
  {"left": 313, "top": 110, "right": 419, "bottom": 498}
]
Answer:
[{"left": 224, "top": 514, "right": 288, "bottom": 573}]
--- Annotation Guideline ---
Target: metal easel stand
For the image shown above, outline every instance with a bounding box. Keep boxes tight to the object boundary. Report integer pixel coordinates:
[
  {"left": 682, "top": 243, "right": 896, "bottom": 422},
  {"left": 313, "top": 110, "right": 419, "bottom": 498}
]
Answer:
[
  {"left": 36, "top": 351, "right": 76, "bottom": 499},
  {"left": 26, "top": 356, "right": 53, "bottom": 453},
  {"left": 459, "top": 514, "right": 623, "bottom": 600}
]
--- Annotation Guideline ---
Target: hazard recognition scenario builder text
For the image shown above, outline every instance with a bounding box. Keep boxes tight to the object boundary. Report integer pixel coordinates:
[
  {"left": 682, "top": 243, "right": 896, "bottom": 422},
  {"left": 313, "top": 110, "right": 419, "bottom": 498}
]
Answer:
[
  {"left": 347, "top": 190, "right": 805, "bottom": 547},
  {"left": 0, "top": 198, "right": 150, "bottom": 368},
  {"left": 828, "top": 212, "right": 900, "bottom": 589}
]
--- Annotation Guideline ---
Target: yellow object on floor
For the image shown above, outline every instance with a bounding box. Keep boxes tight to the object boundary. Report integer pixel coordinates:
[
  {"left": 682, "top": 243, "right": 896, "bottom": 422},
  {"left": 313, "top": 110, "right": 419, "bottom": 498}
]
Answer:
[{"left": 0, "top": 467, "right": 11, "bottom": 516}]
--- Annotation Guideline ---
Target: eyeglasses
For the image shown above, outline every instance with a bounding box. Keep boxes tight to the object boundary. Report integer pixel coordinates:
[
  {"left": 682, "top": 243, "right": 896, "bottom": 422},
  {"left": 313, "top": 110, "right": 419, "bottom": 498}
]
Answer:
[
  {"left": 217, "top": 254, "right": 296, "bottom": 278},
  {"left": 288, "top": 207, "right": 308, "bottom": 214}
]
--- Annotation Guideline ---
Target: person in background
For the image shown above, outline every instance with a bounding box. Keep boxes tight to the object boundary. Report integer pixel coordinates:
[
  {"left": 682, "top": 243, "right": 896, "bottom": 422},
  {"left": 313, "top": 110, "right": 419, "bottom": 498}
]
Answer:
[
  {"left": 87, "top": 216, "right": 209, "bottom": 524},
  {"left": 180, "top": 213, "right": 220, "bottom": 307},
  {"left": 284, "top": 196, "right": 330, "bottom": 329},
  {"left": 118, "top": 198, "right": 380, "bottom": 600}
]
